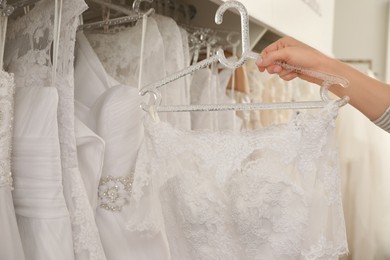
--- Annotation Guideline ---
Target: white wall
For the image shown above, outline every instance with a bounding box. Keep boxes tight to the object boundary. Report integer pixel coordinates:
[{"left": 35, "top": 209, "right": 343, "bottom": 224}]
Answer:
[
  {"left": 247, "top": 0, "right": 335, "bottom": 55},
  {"left": 216, "top": 0, "right": 336, "bottom": 55},
  {"left": 333, "top": 0, "right": 389, "bottom": 81}
]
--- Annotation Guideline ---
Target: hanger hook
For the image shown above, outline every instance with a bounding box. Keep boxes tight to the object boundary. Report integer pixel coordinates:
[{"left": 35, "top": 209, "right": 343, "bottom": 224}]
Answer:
[
  {"left": 226, "top": 31, "right": 241, "bottom": 47},
  {"left": 140, "top": 89, "right": 162, "bottom": 111},
  {"left": 320, "top": 81, "right": 349, "bottom": 107},
  {"left": 132, "top": 0, "right": 153, "bottom": 13},
  {"left": 214, "top": 1, "right": 251, "bottom": 69}
]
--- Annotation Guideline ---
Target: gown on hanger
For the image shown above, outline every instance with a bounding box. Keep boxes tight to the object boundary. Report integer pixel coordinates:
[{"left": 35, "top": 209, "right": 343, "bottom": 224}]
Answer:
[
  {"left": 190, "top": 67, "right": 242, "bottom": 131},
  {"left": 0, "top": 69, "right": 25, "bottom": 260},
  {"left": 84, "top": 15, "right": 191, "bottom": 130},
  {"left": 127, "top": 101, "right": 348, "bottom": 260},
  {"left": 5, "top": 0, "right": 107, "bottom": 259},
  {"left": 12, "top": 87, "right": 74, "bottom": 260},
  {"left": 74, "top": 32, "right": 171, "bottom": 260},
  {"left": 153, "top": 14, "right": 191, "bottom": 130}
]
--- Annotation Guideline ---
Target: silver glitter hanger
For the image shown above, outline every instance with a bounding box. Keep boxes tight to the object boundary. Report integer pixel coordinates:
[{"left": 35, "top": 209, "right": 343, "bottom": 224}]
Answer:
[{"left": 139, "top": 0, "right": 350, "bottom": 113}]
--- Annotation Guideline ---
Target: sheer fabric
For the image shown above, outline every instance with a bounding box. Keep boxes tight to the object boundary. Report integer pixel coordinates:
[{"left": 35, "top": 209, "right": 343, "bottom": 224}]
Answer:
[
  {"left": 190, "top": 68, "right": 242, "bottom": 131},
  {"left": 337, "top": 104, "right": 390, "bottom": 260},
  {"left": 128, "top": 101, "right": 348, "bottom": 260},
  {"left": 153, "top": 15, "right": 191, "bottom": 130}
]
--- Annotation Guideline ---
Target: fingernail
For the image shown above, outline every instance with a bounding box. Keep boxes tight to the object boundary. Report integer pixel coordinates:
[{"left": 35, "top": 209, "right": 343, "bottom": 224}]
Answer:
[
  {"left": 256, "top": 55, "right": 263, "bottom": 66},
  {"left": 273, "top": 66, "right": 282, "bottom": 73}
]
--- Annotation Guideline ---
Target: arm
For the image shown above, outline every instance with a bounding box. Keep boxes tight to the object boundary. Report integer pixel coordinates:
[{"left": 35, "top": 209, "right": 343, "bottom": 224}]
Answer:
[{"left": 256, "top": 36, "right": 390, "bottom": 121}]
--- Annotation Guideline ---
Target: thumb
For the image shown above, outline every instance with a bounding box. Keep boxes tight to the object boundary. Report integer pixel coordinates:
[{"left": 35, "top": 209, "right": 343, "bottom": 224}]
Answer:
[{"left": 257, "top": 48, "right": 292, "bottom": 68}]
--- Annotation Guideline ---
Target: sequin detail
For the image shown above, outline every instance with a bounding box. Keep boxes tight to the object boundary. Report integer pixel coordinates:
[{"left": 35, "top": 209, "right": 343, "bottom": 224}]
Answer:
[{"left": 98, "top": 174, "right": 134, "bottom": 211}]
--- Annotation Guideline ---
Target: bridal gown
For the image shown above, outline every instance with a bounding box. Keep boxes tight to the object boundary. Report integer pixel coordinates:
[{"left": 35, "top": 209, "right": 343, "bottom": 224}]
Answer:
[
  {"left": 0, "top": 70, "right": 25, "bottom": 260},
  {"left": 190, "top": 68, "right": 242, "bottom": 131},
  {"left": 12, "top": 87, "right": 74, "bottom": 260},
  {"left": 153, "top": 14, "right": 191, "bottom": 130},
  {"left": 5, "top": 0, "right": 106, "bottom": 259},
  {"left": 85, "top": 15, "right": 191, "bottom": 130},
  {"left": 127, "top": 101, "right": 348, "bottom": 260},
  {"left": 74, "top": 32, "right": 171, "bottom": 260}
]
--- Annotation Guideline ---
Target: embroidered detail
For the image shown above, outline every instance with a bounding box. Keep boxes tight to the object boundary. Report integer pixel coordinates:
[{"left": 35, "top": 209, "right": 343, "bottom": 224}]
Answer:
[
  {"left": 98, "top": 174, "right": 134, "bottom": 211},
  {"left": 0, "top": 71, "right": 15, "bottom": 188}
]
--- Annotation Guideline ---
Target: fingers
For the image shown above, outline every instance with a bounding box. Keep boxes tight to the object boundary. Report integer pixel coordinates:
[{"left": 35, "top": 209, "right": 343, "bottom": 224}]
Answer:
[{"left": 257, "top": 47, "right": 292, "bottom": 70}]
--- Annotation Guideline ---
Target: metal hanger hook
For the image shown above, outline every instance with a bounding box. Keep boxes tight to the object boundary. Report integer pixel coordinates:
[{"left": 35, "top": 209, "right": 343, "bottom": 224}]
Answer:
[
  {"left": 132, "top": 0, "right": 154, "bottom": 13},
  {"left": 214, "top": 0, "right": 251, "bottom": 69}
]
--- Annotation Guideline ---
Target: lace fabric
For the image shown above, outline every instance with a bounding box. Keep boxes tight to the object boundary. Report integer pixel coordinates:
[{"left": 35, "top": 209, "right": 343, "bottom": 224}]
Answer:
[
  {"left": 84, "top": 17, "right": 165, "bottom": 87},
  {"left": 0, "top": 71, "right": 14, "bottom": 187},
  {"left": 128, "top": 101, "right": 348, "bottom": 260},
  {"left": 0, "top": 70, "right": 26, "bottom": 260}
]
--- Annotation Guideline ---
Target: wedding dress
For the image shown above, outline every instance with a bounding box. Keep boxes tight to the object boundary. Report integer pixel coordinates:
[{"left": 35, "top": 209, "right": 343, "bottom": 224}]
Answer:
[
  {"left": 0, "top": 70, "right": 25, "bottom": 260},
  {"left": 337, "top": 105, "right": 390, "bottom": 260},
  {"left": 153, "top": 14, "right": 191, "bottom": 129},
  {"left": 12, "top": 87, "right": 74, "bottom": 260},
  {"left": 5, "top": 0, "right": 106, "bottom": 259},
  {"left": 127, "top": 101, "right": 348, "bottom": 260},
  {"left": 75, "top": 32, "right": 171, "bottom": 260},
  {"left": 190, "top": 67, "right": 242, "bottom": 131}
]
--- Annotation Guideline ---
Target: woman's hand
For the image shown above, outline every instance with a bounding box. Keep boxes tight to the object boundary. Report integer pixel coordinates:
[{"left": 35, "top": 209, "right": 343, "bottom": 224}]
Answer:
[{"left": 255, "top": 36, "right": 333, "bottom": 85}]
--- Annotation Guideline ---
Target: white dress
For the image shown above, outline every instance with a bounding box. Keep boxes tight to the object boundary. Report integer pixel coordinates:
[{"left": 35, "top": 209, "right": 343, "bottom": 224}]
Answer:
[
  {"left": 75, "top": 32, "right": 171, "bottom": 260},
  {"left": 12, "top": 87, "right": 74, "bottom": 260},
  {"left": 190, "top": 68, "right": 242, "bottom": 131},
  {"left": 0, "top": 70, "right": 25, "bottom": 260},
  {"left": 337, "top": 104, "right": 390, "bottom": 260},
  {"left": 153, "top": 15, "right": 191, "bottom": 130},
  {"left": 5, "top": 0, "right": 106, "bottom": 259},
  {"left": 127, "top": 101, "right": 348, "bottom": 260}
]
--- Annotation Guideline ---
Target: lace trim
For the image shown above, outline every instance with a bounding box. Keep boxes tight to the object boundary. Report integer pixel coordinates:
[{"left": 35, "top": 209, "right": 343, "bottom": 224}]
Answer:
[
  {"left": 128, "top": 101, "right": 347, "bottom": 258},
  {"left": 302, "top": 235, "right": 349, "bottom": 260},
  {"left": 98, "top": 173, "right": 134, "bottom": 211},
  {"left": 71, "top": 168, "right": 106, "bottom": 259},
  {"left": 0, "top": 71, "right": 15, "bottom": 188}
]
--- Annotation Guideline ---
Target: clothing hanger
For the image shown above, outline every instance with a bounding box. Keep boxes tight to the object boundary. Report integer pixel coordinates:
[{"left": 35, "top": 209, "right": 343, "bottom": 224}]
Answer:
[
  {"left": 52, "top": 0, "right": 63, "bottom": 85},
  {"left": 0, "top": 0, "right": 14, "bottom": 70},
  {"left": 139, "top": 0, "right": 349, "bottom": 113},
  {"left": 0, "top": 0, "right": 14, "bottom": 16},
  {"left": 7, "top": 0, "right": 38, "bottom": 11},
  {"left": 135, "top": 0, "right": 154, "bottom": 90},
  {"left": 78, "top": 0, "right": 155, "bottom": 31}
]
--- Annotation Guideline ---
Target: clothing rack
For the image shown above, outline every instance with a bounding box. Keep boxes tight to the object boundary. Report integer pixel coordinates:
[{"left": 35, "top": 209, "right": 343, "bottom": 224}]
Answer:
[{"left": 139, "top": 1, "right": 350, "bottom": 114}]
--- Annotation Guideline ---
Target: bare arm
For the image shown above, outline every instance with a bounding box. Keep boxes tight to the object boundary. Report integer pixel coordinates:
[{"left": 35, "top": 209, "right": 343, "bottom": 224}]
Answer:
[{"left": 256, "top": 37, "right": 390, "bottom": 120}]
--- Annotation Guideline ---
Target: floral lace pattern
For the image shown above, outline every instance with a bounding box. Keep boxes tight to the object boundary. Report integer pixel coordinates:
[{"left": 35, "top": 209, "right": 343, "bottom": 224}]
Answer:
[
  {"left": 85, "top": 18, "right": 165, "bottom": 87},
  {"left": 0, "top": 71, "right": 15, "bottom": 188},
  {"left": 5, "top": 0, "right": 106, "bottom": 259},
  {"left": 128, "top": 101, "right": 348, "bottom": 259}
]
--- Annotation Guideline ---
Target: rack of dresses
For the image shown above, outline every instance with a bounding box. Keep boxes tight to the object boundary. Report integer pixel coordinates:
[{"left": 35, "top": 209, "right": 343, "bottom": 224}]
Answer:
[{"left": 1, "top": 0, "right": 352, "bottom": 259}]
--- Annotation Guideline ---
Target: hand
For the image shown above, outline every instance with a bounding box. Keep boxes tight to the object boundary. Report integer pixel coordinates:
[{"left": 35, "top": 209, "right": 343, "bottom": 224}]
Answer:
[{"left": 256, "top": 36, "right": 333, "bottom": 85}]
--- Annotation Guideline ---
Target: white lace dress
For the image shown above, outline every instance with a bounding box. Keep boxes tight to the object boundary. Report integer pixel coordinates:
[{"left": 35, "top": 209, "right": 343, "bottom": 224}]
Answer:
[
  {"left": 75, "top": 32, "right": 171, "bottom": 260},
  {"left": 0, "top": 70, "right": 25, "bottom": 260},
  {"left": 127, "top": 102, "right": 348, "bottom": 260},
  {"left": 5, "top": 0, "right": 106, "bottom": 259}
]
